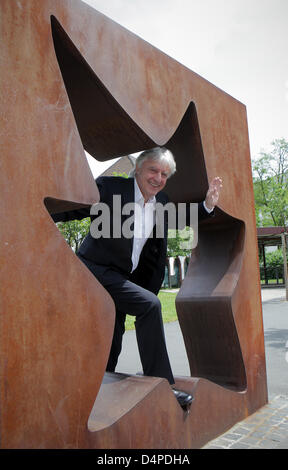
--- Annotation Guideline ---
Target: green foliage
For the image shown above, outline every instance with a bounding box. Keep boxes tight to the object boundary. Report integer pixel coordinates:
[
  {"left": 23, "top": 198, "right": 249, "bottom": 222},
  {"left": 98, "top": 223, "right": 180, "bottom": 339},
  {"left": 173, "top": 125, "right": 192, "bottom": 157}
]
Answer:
[
  {"left": 57, "top": 218, "right": 90, "bottom": 252},
  {"left": 259, "top": 248, "right": 287, "bottom": 283},
  {"left": 261, "top": 249, "right": 285, "bottom": 267},
  {"left": 167, "top": 227, "right": 194, "bottom": 257},
  {"left": 253, "top": 138, "right": 288, "bottom": 227},
  {"left": 112, "top": 171, "right": 128, "bottom": 178}
]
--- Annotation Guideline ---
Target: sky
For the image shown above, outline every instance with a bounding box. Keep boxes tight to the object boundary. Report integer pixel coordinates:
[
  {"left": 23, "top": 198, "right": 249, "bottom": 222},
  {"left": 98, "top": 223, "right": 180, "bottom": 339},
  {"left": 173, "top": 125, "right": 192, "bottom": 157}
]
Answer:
[{"left": 81, "top": 0, "right": 288, "bottom": 177}]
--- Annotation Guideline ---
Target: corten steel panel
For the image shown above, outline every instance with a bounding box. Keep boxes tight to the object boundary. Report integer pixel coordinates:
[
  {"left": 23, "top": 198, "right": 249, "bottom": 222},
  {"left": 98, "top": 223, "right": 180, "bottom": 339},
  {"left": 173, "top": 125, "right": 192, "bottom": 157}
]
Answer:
[{"left": 0, "top": 0, "right": 267, "bottom": 449}]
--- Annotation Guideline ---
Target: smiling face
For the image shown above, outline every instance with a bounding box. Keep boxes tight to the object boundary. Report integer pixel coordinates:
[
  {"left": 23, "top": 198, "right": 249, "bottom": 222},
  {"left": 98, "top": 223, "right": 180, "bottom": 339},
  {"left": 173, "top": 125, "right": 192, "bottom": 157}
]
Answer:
[{"left": 135, "top": 158, "right": 171, "bottom": 202}]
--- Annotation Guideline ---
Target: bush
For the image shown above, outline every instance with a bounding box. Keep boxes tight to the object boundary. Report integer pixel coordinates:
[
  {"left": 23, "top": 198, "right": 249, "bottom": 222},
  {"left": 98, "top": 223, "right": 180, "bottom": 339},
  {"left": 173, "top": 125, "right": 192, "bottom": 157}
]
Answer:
[{"left": 260, "top": 249, "right": 286, "bottom": 282}]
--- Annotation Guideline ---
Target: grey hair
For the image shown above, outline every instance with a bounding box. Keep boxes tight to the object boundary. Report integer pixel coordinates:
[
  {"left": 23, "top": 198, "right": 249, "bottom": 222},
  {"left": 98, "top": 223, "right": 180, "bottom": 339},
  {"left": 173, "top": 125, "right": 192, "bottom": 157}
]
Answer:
[{"left": 129, "top": 147, "right": 176, "bottom": 178}]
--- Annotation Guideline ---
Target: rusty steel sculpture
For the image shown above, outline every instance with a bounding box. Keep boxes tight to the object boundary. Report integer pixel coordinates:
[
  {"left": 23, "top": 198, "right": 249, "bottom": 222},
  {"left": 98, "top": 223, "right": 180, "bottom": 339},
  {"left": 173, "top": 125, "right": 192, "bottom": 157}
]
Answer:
[{"left": 0, "top": 0, "right": 268, "bottom": 449}]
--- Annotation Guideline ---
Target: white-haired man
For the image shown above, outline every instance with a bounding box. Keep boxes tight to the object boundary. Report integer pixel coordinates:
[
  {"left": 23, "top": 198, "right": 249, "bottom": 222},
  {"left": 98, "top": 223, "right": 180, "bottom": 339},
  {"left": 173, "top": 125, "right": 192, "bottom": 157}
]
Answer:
[{"left": 54, "top": 147, "right": 222, "bottom": 410}]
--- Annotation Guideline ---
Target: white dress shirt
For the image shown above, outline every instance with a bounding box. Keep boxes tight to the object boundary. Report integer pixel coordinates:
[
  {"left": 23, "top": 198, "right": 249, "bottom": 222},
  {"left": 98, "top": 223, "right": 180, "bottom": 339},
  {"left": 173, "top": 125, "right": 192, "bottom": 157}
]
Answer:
[{"left": 131, "top": 178, "right": 156, "bottom": 272}]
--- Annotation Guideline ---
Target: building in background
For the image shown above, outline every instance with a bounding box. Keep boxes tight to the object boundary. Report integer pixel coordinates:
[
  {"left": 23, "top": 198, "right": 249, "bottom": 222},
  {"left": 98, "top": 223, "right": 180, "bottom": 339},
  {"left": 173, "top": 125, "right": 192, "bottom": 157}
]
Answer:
[{"left": 100, "top": 155, "right": 136, "bottom": 176}]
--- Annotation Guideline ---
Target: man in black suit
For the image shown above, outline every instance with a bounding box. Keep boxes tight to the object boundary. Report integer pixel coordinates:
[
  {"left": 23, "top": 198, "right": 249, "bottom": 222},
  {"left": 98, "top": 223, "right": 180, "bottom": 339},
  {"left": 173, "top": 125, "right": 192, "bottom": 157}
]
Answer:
[{"left": 54, "top": 147, "right": 222, "bottom": 410}]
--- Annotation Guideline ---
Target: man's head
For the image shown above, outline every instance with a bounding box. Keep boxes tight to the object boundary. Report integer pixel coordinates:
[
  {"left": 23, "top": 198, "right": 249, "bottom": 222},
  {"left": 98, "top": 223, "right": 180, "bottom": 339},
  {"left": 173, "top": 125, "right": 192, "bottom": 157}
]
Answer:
[{"left": 131, "top": 147, "right": 176, "bottom": 202}]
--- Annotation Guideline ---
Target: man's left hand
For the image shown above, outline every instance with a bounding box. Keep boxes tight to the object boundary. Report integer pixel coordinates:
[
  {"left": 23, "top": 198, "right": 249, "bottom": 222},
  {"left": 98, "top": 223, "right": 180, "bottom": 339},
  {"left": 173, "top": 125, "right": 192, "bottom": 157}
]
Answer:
[{"left": 205, "top": 176, "right": 223, "bottom": 211}]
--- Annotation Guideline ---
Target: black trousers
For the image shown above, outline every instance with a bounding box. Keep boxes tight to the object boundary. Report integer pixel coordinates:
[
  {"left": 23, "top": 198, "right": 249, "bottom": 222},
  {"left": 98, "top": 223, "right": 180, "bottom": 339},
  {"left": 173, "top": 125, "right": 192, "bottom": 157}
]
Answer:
[{"left": 78, "top": 255, "right": 175, "bottom": 385}]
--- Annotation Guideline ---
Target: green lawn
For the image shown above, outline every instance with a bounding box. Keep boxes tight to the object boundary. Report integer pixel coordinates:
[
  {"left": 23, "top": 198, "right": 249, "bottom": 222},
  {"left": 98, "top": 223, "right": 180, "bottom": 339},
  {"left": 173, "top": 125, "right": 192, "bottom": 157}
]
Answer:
[
  {"left": 260, "top": 279, "right": 284, "bottom": 284},
  {"left": 125, "top": 290, "right": 178, "bottom": 330}
]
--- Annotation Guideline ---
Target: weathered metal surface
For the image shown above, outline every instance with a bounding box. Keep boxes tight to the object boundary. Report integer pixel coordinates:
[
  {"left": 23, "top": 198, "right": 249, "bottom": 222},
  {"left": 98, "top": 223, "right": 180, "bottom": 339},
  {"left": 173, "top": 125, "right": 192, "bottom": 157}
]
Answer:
[{"left": 0, "top": 0, "right": 267, "bottom": 448}]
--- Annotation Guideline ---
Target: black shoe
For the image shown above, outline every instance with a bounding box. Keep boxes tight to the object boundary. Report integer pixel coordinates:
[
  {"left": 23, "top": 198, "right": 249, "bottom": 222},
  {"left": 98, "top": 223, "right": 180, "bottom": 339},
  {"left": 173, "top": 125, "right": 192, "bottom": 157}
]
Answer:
[{"left": 173, "top": 389, "right": 194, "bottom": 410}]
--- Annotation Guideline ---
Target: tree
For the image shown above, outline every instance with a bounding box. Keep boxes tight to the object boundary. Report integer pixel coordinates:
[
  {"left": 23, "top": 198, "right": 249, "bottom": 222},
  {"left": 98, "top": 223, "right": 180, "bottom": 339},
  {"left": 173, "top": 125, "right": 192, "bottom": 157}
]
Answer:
[
  {"left": 57, "top": 218, "right": 90, "bottom": 252},
  {"left": 167, "top": 228, "right": 194, "bottom": 257},
  {"left": 259, "top": 248, "right": 288, "bottom": 284},
  {"left": 253, "top": 138, "right": 288, "bottom": 227}
]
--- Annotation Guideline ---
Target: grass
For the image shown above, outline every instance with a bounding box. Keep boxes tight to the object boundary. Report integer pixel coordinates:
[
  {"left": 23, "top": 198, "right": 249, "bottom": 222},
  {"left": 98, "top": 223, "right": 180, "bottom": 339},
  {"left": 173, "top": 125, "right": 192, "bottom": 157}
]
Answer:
[
  {"left": 260, "top": 279, "right": 284, "bottom": 284},
  {"left": 125, "top": 290, "right": 178, "bottom": 331}
]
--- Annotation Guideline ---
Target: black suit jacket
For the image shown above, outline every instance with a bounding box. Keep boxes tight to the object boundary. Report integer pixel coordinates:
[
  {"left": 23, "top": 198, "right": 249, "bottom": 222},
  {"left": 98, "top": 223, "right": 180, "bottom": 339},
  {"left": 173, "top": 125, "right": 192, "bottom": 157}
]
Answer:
[{"left": 53, "top": 176, "right": 210, "bottom": 294}]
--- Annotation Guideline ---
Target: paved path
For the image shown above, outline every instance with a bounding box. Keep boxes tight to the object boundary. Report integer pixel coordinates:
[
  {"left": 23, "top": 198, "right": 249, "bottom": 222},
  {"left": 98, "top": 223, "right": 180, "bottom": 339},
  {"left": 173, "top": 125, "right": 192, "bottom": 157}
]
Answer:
[
  {"left": 203, "top": 394, "right": 288, "bottom": 449},
  {"left": 204, "top": 287, "right": 288, "bottom": 449},
  {"left": 117, "top": 287, "right": 288, "bottom": 449}
]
